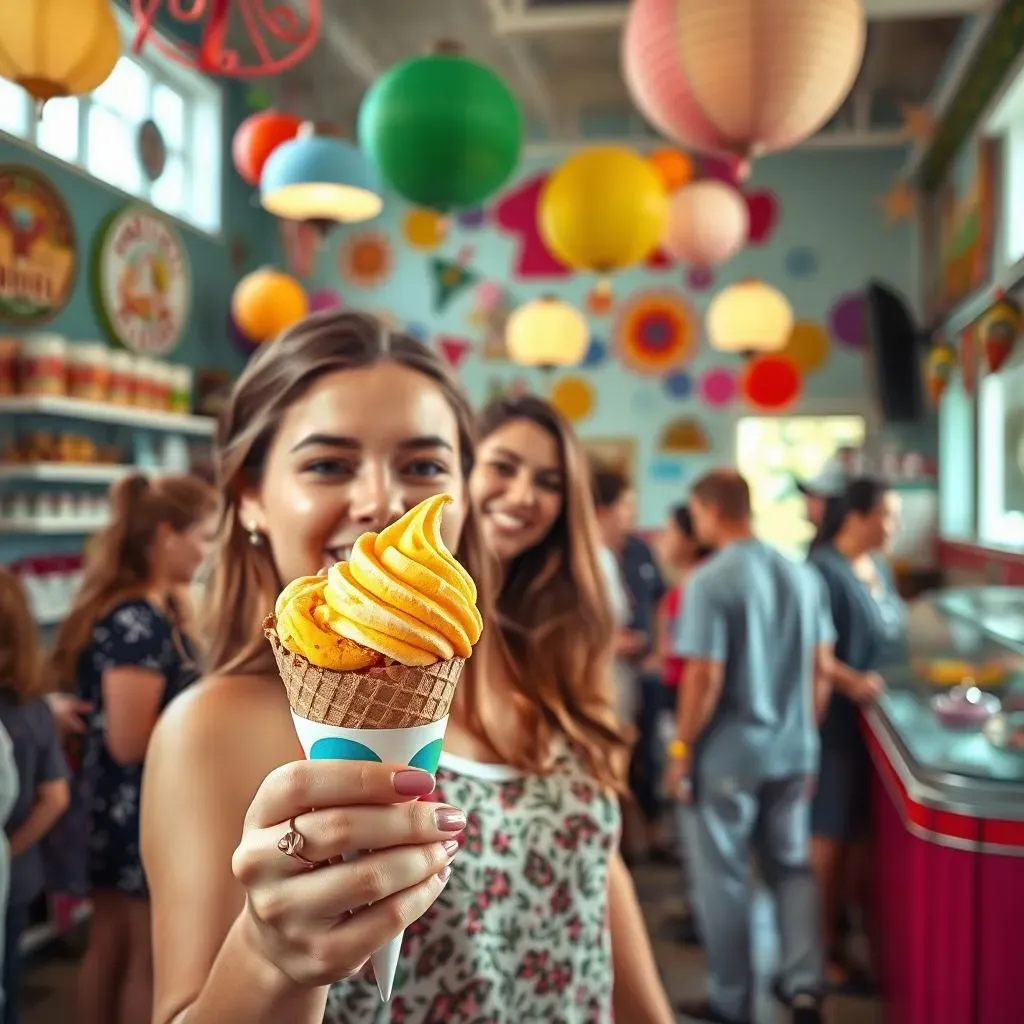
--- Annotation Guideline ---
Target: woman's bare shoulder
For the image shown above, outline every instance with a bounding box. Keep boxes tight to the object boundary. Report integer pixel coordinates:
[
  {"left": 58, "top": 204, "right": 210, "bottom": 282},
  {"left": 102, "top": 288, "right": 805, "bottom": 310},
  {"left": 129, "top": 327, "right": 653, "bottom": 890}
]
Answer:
[{"left": 150, "top": 672, "right": 300, "bottom": 799}]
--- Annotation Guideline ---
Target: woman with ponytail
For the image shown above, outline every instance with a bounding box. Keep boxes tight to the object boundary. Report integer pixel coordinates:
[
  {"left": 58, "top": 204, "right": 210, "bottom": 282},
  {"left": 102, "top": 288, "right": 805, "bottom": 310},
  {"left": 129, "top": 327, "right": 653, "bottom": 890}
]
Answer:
[{"left": 50, "top": 472, "right": 216, "bottom": 1024}]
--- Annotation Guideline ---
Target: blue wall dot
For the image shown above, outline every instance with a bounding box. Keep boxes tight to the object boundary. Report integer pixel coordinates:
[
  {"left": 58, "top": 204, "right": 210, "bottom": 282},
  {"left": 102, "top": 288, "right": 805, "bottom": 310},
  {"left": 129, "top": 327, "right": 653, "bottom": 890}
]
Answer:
[
  {"left": 664, "top": 370, "right": 693, "bottom": 399},
  {"left": 583, "top": 337, "right": 608, "bottom": 367},
  {"left": 785, "top": 247, "right": 819, "bottom": 278}
]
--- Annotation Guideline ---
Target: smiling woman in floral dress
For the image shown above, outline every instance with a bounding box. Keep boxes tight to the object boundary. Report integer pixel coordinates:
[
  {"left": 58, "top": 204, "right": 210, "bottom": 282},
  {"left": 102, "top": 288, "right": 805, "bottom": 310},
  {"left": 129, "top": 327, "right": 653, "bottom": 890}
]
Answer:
[{"left": 141, "top": 318, "right": 675, "bottom": 1024}]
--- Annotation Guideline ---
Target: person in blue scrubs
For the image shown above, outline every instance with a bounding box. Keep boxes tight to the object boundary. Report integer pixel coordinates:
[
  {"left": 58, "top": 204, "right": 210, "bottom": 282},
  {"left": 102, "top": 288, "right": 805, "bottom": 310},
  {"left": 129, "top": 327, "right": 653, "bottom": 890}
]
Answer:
[
  {"left": 667, "top": 470, "right": 834, "bottom": 1024},
  {"left": 807, "top": 476, "right": 905, "bottom": 991}
]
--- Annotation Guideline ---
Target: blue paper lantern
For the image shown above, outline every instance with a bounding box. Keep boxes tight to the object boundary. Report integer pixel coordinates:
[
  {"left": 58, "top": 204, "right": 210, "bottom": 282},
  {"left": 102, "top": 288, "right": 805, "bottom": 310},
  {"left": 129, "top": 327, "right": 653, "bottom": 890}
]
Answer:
[{"left": 261, "top": 125, "right": 383, "bottom": 226}]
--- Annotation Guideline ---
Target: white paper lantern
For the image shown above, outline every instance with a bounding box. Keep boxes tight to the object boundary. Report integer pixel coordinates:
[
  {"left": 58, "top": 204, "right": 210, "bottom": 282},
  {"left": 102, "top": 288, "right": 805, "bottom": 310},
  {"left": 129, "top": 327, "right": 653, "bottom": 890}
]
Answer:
[
  {"left": 706, "top": 280, "right": 793, "bottom": 354},
  {"left": 506, "top": 296, "right": 589, "bottom": 367}
]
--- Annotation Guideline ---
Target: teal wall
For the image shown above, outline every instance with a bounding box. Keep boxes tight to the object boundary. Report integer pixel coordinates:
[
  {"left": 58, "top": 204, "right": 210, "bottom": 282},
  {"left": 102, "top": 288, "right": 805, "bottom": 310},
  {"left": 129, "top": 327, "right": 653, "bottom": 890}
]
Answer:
[
  {"left": 307, "top": 148, "right": 921, "bottom": 525},
  {"left": 0, "top": 84, "right": 275, "bottom": 376}
]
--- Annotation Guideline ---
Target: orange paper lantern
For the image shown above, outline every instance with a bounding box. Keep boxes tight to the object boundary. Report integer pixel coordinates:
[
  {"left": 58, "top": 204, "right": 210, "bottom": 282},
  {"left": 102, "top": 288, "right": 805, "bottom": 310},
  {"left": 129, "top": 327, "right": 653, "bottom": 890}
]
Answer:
[
  {"left": 741, "top": 355, "right": 801, "bottom": 409},
  {"left": 231, "top": 267, "right": 309, "bottom": 342},
  {"left": 649, "top": 148, "right": 694, "bottom": 191},
  {"left": 662, "top": 181, "right": 749, "bottom": 266}
]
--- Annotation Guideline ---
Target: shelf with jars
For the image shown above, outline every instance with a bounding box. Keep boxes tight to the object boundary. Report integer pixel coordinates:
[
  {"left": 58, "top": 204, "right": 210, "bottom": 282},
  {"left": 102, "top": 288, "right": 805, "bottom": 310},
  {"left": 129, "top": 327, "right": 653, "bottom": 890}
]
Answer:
[{"left": 0, "top": 334, "right": 215, "bottom": 436}]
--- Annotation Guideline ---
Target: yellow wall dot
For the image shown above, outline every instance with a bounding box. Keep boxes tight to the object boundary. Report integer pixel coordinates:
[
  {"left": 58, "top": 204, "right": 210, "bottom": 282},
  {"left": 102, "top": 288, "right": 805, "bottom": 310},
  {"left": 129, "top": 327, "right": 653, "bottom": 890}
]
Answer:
[
  {"left": 402, "top": 208, "right": 447, "bottom": 250},
  {"left": 550, "top": 375, "right": 595, "bottom": 423}
]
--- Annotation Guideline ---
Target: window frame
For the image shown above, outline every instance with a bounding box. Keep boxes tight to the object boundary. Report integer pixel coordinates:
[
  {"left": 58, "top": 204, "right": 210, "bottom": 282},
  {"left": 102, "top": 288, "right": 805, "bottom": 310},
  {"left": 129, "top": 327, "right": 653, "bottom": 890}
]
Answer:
[
  {"left": 977, "top": 354, "right": 1024, "bottom": 549},
  {"left": 0, "top": 6, "right": 224, "bottom": 237}
]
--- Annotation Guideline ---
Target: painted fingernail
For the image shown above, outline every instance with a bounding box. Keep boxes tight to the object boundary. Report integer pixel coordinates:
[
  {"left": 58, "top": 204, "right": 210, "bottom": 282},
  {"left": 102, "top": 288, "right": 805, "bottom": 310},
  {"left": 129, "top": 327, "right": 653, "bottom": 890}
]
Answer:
[
  {"left": 394, "top": 770, "right": 435, "bottom": 796},
  {"left": 438, "top": 865, "right": 452, "bottom": 884},
  {"left": 434, "top": 807, "right": 467, "bottom": 832},
  {"left": 442, "top": 839, "right": 460, "bottom": 857}
]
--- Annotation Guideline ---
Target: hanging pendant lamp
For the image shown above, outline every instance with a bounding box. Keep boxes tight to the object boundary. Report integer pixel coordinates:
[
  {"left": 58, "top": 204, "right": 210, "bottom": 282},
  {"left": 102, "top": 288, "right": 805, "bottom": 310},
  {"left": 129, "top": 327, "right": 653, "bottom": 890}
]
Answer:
[{"left": 260, "top": 123, "right": 384, "bottom": 227}]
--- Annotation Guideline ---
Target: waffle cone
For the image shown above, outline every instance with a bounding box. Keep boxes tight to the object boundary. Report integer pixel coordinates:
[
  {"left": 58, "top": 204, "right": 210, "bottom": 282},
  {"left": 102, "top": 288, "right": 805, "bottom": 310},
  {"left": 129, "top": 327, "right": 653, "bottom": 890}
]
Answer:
[{"left": 263, "top": 616, "right": 464, "bottom": 729}]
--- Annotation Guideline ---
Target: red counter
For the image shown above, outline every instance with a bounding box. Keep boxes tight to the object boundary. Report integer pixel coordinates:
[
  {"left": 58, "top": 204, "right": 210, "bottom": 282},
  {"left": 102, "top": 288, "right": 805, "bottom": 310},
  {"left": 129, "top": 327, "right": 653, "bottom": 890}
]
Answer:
[{"left": 865, "top": 712, "right": 1024, "bottom": 1024}]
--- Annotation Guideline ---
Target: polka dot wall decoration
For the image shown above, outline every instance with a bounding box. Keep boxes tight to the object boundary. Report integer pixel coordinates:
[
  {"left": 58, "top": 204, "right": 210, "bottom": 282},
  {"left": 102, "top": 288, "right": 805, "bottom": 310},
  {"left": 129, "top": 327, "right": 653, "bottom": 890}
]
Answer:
[
  {"left": 785, "top": 247, "right": 818, "bottom": 278},
  {"left": 664, "top": 370, "right": 693, "bottom": 400},
  {"left": 583, "top": 337, "right": 608, "bottom": 368},
  {"left": 698, "top": 367, "right": 737, "bottom": 408},
  {"left": 829, "top": 292, "right": 867, "bottom": 348},
  {"left": 687, "top": 265, "right": 715, "bottom": 291},
  {"left": 457, "top": 207, "right": 486, "bottom": 229}
]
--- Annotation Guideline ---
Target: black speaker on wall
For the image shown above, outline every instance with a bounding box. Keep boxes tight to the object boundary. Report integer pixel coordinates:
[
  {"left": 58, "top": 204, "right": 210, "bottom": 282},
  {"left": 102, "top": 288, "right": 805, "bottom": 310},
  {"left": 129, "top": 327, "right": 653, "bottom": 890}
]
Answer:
[{"left": 865, "top": 280, "right": 926, "bottom": 424}]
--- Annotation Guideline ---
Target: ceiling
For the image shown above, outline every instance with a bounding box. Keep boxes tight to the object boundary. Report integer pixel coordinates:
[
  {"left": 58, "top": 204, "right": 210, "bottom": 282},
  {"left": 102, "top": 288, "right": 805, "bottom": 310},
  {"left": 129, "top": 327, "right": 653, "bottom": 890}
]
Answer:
[{"left": 272, "top": 0, "right": 994, "bottom": 151}]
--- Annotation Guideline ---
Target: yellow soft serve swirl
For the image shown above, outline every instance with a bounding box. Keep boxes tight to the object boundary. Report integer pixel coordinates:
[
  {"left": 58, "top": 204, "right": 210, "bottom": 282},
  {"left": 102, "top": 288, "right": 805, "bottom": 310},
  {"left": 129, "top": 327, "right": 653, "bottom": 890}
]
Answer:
[{"left": 275, "top": 494, "right": 483, "bottom": 669}]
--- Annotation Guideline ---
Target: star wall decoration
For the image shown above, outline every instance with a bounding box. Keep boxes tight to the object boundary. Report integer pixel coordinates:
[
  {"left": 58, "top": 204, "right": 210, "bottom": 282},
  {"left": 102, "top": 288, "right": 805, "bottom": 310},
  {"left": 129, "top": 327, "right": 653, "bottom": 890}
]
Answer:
[
  {"left": 900, "top": 104, "right": 937, "bottom": 145},
  {"left": 879, "top": 180, "right": 916, "bottom": 224}
]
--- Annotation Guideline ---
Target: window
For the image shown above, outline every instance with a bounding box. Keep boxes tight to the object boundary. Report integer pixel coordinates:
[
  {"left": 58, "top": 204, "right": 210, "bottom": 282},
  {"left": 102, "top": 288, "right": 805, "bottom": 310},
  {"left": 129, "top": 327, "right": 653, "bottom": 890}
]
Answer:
[
  {"left": 736, "top": 415, "right": 867, "bottom": 557},
  {"left": 0, "top": 8, "right": 223, "bottom": 234},
  {"left": 978, "top": 354, "right": 1024, "bottom": 548}
]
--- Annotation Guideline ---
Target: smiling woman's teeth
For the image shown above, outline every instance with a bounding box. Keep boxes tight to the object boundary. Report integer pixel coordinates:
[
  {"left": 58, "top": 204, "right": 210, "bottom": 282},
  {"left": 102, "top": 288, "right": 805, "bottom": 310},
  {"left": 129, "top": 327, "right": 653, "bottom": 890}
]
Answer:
[{"left": 491, "top": 511, "right": 527, "bottom": 531}]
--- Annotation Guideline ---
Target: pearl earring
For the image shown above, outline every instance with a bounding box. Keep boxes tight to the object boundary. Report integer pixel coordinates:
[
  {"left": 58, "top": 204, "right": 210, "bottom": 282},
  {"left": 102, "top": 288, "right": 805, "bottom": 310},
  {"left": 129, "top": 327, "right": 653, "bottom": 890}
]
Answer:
[{"left": 247, "top": 522, "right": 263, "bottom": 547}]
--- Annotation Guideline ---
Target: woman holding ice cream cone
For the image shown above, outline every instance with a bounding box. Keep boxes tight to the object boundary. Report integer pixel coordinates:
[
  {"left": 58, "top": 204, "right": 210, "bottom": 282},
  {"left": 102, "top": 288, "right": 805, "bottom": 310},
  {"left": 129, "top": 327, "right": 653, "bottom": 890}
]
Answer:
[{"left": 141, "top": 312, "right": 675, "bottom": 1024}]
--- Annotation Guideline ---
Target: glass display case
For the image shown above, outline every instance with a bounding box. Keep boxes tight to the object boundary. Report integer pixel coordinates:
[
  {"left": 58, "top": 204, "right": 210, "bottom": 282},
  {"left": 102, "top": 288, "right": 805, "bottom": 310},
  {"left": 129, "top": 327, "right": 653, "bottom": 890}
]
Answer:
[{"left": 872, "top": 586, "right": 1024, "bottom": 813}]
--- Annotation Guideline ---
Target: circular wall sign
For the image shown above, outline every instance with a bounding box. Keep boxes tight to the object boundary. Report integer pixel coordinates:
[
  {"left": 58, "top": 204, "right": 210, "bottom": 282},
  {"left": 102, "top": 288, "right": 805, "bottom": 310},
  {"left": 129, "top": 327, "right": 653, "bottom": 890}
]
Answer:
[
  {"left": 138, "top": 120, "right": 167, "bottom": 182},
  {"left": 92, "top": 204, "right": 191, "bottom": 355},
  {"left": 0, "top": 164, "right": 78, "bottom": 325}
]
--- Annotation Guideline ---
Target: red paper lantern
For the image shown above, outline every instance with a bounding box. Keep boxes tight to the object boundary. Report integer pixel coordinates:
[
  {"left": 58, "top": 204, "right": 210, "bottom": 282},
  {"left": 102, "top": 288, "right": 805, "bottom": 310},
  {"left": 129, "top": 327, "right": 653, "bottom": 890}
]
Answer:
[
  {"left": 741, "top": 355, "right": 801, "bottom": 409},
  {"left": 232, "top": 110, "right": 303, "bottom": 187}
]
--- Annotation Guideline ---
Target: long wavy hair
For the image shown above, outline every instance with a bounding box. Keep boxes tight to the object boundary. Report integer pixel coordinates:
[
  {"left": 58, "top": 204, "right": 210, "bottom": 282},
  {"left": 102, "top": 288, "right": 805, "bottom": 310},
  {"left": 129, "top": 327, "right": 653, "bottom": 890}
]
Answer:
[
  {"left": 50, "top": 473, "right": 217, "bottom": 690},
  {"left": 476, "top": 396, "right": 631, "bottom": 791},
  {"left": 0, "top": 569, "right": 42, "bottom": 702},
  {"left": 203, "top": 311, "right": 495, "bottom": 682}
]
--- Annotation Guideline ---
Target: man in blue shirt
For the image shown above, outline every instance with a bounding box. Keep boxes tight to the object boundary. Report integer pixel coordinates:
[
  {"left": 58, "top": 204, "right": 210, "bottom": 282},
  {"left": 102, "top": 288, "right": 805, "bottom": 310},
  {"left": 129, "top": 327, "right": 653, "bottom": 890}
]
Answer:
[{"left": 666, "top": 470, "right": 834, "bottom": 1024}]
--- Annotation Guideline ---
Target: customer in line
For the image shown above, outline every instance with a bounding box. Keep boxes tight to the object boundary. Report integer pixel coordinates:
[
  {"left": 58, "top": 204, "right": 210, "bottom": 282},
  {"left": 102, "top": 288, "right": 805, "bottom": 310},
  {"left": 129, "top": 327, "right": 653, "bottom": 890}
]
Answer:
[
  {"left": 808, "top": 476, "right": 905, "bottom": 992},
  {"left": 0, "top": 571, "right": 71, "bottom": 1024},
  {"left": 666, "top": 470, "right": 834, "bottom": 1024},
  {"left": 593, "top": 468, "right": 670, "bottom": 859},
  {"left": 49, "top": 472, "right": 217, "bottom": 1024}
]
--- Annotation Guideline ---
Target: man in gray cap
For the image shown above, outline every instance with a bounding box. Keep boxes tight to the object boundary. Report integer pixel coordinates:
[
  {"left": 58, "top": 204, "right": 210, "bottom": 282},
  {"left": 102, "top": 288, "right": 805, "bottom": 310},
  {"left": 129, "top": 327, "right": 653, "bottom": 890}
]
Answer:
[{"left": 795, "top": 458, "right": 847, "bottom": 532}]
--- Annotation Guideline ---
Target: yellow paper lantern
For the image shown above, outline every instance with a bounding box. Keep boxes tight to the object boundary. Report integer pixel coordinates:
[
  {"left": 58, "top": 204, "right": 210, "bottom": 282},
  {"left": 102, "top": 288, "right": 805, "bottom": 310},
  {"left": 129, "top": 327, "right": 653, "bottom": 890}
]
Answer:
[
  {"left": 675, "top": 0, "right": 866, "bottom": 156},
  {"left": 707, "top": 280, "right": 793, "bottom": 354},
  {"left": 231, "top": 268, "right": 309, "bottom": 343},
  {"left": 506, "top": 297, "right": 589, "bottom": 367},
  {"left": 539, "top": 146, "right": 668, "bottom": 273},
  {"left": 0, "top": 0, "right": 121, "bottom": 104}
]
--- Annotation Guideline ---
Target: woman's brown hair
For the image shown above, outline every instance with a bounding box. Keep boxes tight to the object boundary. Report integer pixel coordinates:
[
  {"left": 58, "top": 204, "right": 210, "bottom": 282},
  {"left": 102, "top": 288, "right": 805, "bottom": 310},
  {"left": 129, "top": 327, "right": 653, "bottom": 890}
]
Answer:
[
  {"left": 476, "top": 395, "right": 631, "bottom": 791},
  {"left": 0, "top": 569, "right": 42, "bottom": 702},
  {"left": 49, "top": 473, "right": 217, "bottom": 690},
  {"left": 203, "top": 310, "right": 495, "bottom": 679}
]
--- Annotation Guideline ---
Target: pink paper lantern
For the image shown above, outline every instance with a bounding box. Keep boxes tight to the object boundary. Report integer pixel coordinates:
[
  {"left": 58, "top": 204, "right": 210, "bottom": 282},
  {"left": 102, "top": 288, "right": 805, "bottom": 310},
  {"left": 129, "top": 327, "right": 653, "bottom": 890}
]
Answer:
[
  {"left": 622, "top": 0, "right": 727, "bottom": 155},
  {"left": 663, "top": 181, "right": 749, "bottom": 266},
  {"left": 676, "top": 0, "right": 866, "bottom": 156}
]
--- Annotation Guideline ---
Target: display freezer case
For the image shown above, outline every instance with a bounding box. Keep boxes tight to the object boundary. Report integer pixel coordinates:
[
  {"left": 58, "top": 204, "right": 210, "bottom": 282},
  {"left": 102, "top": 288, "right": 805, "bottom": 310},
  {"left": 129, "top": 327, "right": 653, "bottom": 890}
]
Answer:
[{"left": 864, "top": 587, "right": 1024, "bottom": 1024}]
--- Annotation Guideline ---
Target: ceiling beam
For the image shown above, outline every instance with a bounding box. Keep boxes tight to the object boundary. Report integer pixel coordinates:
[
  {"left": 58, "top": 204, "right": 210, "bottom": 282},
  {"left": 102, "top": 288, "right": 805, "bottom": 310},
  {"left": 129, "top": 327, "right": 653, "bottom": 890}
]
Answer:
[
  {"left": 523, "top": 128, "right": 908, "bottom": 158},
  {"left": 489, "top": 0, "right": 992, "bottom": 36}
]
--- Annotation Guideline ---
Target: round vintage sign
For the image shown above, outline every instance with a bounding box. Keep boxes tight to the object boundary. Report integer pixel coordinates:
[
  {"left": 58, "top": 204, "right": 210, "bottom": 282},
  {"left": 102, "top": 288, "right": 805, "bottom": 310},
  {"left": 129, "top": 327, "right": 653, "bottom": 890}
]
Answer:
[
  {"left": 0, "top": 164, "right": 78, "bottom": 325},
  {"left": 92, "top": 204, "right": 191, "bottom": 355}
]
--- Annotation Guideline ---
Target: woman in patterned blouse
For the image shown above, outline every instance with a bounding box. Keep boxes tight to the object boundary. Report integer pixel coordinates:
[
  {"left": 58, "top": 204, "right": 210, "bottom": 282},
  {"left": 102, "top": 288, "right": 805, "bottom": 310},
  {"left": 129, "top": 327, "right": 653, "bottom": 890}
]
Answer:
[
  {"left": 141, "top": 313, "right": 676, "bottom": 1024},
  {"left": 48, "top": 472, "right": 216, "bottom": 1024}
]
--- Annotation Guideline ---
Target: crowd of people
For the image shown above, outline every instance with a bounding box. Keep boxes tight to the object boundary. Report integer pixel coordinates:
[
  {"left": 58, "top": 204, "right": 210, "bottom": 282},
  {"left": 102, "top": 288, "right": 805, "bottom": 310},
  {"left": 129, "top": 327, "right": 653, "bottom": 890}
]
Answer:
[{"left": 0, "top": 310, "right": 906, "bottom": 1024}]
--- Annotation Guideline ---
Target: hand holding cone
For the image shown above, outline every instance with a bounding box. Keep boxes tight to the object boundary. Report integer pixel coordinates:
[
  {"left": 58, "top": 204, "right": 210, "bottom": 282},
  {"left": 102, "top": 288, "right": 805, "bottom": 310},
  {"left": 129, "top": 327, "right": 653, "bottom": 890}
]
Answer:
[{"left": 266, "top": 494, "right": 483, "bottom": 1002}]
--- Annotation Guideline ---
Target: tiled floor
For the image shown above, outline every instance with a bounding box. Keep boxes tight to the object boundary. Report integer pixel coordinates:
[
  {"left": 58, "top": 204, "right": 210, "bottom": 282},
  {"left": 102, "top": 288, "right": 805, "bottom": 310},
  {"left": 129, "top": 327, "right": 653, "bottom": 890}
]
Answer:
[{"left": 20, "top": 865, "right": 882, "bottom": 1023}]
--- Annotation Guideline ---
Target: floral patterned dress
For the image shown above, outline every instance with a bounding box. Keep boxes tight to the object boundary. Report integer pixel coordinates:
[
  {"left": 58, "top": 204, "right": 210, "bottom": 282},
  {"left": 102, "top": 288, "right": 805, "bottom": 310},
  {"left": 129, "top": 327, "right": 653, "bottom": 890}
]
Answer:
[{"left": 325, "top": 748, "right": 621, "bottom": 1024}]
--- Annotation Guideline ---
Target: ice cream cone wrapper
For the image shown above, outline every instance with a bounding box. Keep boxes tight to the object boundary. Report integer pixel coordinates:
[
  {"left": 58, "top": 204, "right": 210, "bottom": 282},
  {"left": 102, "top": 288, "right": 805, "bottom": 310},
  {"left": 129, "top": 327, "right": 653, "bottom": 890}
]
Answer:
[{"left": 264, "top": 618, "right": 463, "bottom": 1000}]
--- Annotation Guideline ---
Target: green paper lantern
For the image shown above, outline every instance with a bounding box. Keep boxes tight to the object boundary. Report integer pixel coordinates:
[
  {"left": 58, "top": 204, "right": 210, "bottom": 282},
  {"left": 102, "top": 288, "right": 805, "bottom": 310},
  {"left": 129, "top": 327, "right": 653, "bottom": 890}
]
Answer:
[{"left": 358, "top": 47, "right": 523, "bottom": 212}]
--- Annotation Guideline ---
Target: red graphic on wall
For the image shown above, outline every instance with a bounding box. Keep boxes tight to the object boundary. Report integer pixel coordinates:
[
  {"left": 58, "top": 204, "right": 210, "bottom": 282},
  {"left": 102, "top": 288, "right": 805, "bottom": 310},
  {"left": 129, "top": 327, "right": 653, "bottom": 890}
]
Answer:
[
  {"left": 492, "top": 173, "right": 573, "bottom": 279},
  {"left": 436, "top": 335, "right": 474, "bottom": 370},
  {"left": 746, "top": 190, "right": 779, "bottom": 246}
]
